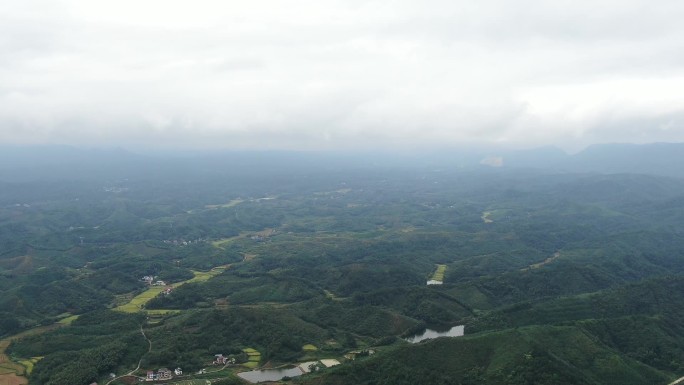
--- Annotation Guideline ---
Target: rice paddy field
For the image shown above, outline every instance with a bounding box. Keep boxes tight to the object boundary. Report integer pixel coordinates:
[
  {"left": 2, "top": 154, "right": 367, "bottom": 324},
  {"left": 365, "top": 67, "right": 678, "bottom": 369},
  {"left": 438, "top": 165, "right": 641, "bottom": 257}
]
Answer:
[
  {"left": 16, "top": 359, "right": 40, "bottom": 376},
  {"left": 242, "top": 348, "right": 261, "bottom": 369},
  {"left": 115, "top": 267, "right": 228, "bottom": 313},
  {"left": 114, "top": 286, "right": 166, "bottom": 313}
]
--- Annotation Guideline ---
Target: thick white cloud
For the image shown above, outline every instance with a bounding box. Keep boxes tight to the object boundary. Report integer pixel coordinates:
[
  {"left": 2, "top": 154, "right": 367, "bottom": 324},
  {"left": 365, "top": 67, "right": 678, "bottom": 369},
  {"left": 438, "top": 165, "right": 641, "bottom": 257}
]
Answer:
[{"left": 1, "top": 0, "right": 684, "bottom": 150}]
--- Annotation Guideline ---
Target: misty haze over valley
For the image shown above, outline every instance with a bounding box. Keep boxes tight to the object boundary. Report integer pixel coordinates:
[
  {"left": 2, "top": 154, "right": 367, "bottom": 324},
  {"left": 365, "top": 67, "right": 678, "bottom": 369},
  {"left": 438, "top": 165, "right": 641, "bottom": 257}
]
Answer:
[{"left": 3, "top": 1, "right": 684, "bottom": 385}]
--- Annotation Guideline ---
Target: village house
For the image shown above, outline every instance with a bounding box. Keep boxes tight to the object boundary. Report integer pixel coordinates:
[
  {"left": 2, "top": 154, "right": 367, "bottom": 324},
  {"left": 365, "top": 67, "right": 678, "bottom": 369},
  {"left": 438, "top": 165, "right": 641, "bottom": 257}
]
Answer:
[
  {"left": 174, "top": 367, "right": 182, "bottom": 376},
  {"left": 146, "top": 370, "right": 155, "bottom": 381},
  {"left": 344, "top": 349, "right": 376, "bottom": 360},
  {"left": 214, "top": 354, "right": 228, "bottom": 365},
  {"left": 157, "top": 368, "right": 173, "bottom": 380}
]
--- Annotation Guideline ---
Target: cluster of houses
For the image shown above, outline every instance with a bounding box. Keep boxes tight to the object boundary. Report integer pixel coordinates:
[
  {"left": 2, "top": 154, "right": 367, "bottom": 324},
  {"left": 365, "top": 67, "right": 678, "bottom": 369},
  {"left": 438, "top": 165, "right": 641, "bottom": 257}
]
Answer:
[
  {"left": 343, "top": 349, "right": 376, "bottom": 360},
  {"left": 141, "top": 276, "right": 165, "bottom": 285},
  {"left": 141, "top": 275, "right": 173, "bottom": 294},
  {"left": 103, "top": 186, "right": 129, "bottom": 193},
  {"left": 162, "top": 238, "right": 205, "bottom": 246},
  {"left": 213, "top": 354, "right": 236, "bottom": 365},
  {"left": 145, "top": 368, "right": 182, "bottom": 381}
]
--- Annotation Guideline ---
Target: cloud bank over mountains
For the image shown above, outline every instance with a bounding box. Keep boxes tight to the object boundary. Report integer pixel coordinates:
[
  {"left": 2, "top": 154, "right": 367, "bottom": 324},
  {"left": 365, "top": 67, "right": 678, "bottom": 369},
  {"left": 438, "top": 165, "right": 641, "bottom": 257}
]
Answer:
[{"left": 1, "top": 0, "right": 684, "bottom": 149}]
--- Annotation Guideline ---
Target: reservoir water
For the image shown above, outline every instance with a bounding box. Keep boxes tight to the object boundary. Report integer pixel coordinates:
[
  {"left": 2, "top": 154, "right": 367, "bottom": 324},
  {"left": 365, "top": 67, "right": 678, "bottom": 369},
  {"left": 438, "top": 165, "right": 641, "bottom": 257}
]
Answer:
[
  {"left": 405, "top": 325, "right": 464, "bottom": 343},
  {"left": 238, "top": 367, "right": 304, "bottom": 383}
]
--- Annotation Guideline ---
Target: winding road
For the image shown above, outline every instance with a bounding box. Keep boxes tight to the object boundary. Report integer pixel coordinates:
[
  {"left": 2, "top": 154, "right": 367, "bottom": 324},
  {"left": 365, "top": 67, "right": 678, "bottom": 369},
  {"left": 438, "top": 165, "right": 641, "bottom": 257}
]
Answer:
[{"left": 105, "top": 324, "right": 151, "bottom": 385}]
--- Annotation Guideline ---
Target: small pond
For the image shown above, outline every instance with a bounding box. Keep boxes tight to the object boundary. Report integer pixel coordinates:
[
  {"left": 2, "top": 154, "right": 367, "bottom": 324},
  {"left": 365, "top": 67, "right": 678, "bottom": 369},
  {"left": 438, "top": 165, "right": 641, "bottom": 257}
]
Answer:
[
  {"left": 405, "top": 325, "right": 464, "bottom": 343},
  {"left": 238, "top": 367, "right": 304, "bottom": 383}
]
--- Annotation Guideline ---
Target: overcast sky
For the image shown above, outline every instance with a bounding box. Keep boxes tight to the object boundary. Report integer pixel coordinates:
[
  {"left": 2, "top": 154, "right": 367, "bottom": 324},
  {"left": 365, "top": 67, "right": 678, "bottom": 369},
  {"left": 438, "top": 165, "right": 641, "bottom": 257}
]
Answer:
[{"left": 2, "top": 0, "right": 684, "bottom": 151}]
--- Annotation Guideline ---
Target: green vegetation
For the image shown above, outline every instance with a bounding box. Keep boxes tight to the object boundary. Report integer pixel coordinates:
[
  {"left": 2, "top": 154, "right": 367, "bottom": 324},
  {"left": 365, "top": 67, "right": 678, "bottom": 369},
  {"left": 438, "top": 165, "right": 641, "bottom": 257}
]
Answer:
[
  {"left": 305, "top": 326, "right": 670, "bottom": 385},
  {"left": 4, "top": 155, "right": 684, "bottom": 384}
]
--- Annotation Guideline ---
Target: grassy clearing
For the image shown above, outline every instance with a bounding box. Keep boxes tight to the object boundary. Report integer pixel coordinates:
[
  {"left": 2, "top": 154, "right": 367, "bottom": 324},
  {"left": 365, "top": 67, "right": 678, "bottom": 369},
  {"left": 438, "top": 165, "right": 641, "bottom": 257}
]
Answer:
[
  {"left": 430, "top": 264, "right": 447, "bottom": 282},
  {"left": 481, "top": 211, "right": 493, "bottom": 223},
  {"left": 57, "top": 315, "right": 79, "bottom": 325},
  {"left": 212, "top": 235, "right": 242, "bottom": 249},
  {"left": 482, "top": 208, "right": 514, "bottom": 224},
  {"left": 323, "top": 290, "right": 344, "bottom": 301},
  {"left": 522, "top": 251, "right": 561, "bottom": 271},
  {"left": 205, "top": 199, "right": 244, "bottom": 209}
]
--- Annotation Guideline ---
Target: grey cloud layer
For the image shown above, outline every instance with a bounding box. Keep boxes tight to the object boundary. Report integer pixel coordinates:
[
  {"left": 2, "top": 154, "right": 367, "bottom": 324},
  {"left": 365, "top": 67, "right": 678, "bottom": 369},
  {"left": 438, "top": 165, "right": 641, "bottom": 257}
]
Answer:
[{"left": 1, "top": 0, "right": 684, "bottom": 149}]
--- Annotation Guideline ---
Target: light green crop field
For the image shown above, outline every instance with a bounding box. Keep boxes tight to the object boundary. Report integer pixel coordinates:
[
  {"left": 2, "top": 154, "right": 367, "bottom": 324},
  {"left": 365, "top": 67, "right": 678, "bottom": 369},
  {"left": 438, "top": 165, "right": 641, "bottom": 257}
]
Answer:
[
  {"left": 145, "top": 309, "right": 181, "bottom": 316},
  {"left": 171, "top": 380, "right": 211, "bottom": 385},
  {"left": 17, "top": 358, "right": 41, "bottom": 376},
  {"left": 57, "top": 315, "right": 79, "bottom": 325},
  {"left": 115, "top": 267, "right": 228, "bottom": 313},
  {"left": 430, "top": 264, "right": 447, "bottom": 282},
  {"left": 114, "top": 286, "right": 165, "bottom": 313},
  {"left": 242, "top": 348, "right": 261, "bottom": 368}
]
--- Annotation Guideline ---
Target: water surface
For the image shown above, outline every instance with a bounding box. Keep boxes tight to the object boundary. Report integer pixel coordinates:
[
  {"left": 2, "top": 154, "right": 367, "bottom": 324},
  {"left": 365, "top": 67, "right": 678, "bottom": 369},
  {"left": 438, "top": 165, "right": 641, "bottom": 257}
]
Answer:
[
  {"left": 238, "top": 367, "right": 304, "bottom": 383},
  {"left": 405, "top": 325, "right": 464, "bottom": 343}
]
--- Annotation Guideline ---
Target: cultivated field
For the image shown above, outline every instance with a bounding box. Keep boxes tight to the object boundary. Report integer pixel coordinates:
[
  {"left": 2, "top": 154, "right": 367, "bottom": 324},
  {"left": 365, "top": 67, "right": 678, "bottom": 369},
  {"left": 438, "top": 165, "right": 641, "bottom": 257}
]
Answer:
[
  {"left": 430, "top": 264, "right": 447, "bottom": 282},
  {"left": 115, "top": 267, "right": 228, "bottom": 313},
  {"left": 0, "top": 325, "right": 59, "bottom": 385},
  {"left": 0, "top": 373, "right": 27, "bottom": 385},
  {"left": 114, "top": 286, "right": 166, "bottom": 313},
  {"left": 169, "top": 380, "right": 211, "bottom": 385},
  {"left": 242, "top": 348, "right": 261, "bottom": 369}
]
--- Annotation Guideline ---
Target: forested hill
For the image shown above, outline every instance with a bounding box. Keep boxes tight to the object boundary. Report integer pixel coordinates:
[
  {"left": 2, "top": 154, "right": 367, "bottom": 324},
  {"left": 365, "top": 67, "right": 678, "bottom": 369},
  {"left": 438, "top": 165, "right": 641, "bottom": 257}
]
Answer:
[
  {"left": 2, "top": 142, "right": 684, "bottom": 183},
  {"left": 2, "top": 144, "right": 684, "bottom": 385}
]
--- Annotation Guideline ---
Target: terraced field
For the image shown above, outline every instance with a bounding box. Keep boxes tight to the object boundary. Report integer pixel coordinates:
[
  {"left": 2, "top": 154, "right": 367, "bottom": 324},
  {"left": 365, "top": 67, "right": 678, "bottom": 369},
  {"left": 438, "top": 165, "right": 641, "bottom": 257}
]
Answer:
[
  {"left": 0, "top": 325, "right": 60, "bottom": 385},
  {"left": 242, "top": 348, "right": 261, "bottom": 369}
]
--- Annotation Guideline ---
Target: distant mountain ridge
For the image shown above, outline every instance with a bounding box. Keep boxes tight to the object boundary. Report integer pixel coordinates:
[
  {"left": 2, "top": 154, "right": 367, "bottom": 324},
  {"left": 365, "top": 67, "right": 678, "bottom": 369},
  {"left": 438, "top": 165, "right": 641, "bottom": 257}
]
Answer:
[
  {"left": 478, "top": 142, "right": 684, "bottom": 178},
  {"left": 1, "top": 142, "right": 683, "bottom": 181}
]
